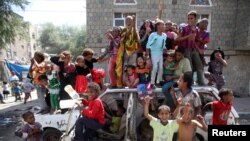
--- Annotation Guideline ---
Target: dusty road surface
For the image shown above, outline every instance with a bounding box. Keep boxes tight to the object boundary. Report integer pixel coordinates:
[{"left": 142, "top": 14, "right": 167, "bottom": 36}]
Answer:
[{"left": 0, "top": 92, "right": 37, "bottom": 141}]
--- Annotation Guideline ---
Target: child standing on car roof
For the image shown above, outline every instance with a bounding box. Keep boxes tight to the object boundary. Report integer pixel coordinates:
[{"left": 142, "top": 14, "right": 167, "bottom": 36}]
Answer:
[
  {"left": 74, "top": 82, "right": 105, "bottom": 141},
  {"left": 205, "top": 48, "right": 227, "bottom": 90},
  {"left": 202, "top": 88, "right": 234, "bottom": 125},
  {"left": 45, "top": 62, "right": 61, "bottom": 114},
  {"left": 136, "top": 55, "right": 152, "bottom": 100},
  {"left": 74, "top": 55, "right": 90, "bottom": 94},
  {"left": 15, "top": 111, "right": 43, "bottom": 141}
]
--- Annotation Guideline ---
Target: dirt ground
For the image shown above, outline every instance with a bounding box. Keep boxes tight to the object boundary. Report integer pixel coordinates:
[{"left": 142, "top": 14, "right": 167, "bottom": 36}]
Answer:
[{"left": 0, "top": 94, "right": 37, "bottom": 141}]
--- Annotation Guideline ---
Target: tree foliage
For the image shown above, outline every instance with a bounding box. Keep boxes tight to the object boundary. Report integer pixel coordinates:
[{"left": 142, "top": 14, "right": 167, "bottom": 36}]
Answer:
[
  {"left": 39, "top": 23, "right": 86, "bottom": 59},
  {"left": 0, "top": 0, "right": 29, "bottom": 49}
]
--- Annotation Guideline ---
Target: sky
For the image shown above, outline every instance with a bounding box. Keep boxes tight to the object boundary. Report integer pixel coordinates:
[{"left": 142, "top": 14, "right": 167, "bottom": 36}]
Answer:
[{"left": 15, "top": 0, "right": 86, "bottom": 26}]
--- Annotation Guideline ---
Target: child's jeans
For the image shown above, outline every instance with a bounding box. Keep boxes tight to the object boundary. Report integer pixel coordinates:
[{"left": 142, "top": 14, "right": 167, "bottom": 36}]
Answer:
[
  {"left": 162, "top": 81, "right": 176, "bottom": 111},
  {"left": 74, "top": 116, "right": 103, "bottom": 141}
]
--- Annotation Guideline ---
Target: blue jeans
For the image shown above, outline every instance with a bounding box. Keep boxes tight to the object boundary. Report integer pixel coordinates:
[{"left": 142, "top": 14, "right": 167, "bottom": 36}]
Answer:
[
  {"left": 162, "top": 81, "right": 176, "bottom": 111},
  {"left": 74, "top": 116, "right": 103, "bottom": 141}
]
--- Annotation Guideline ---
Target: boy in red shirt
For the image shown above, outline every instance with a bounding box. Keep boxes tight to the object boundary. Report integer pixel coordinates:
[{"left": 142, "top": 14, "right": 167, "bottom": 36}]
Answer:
[
  {"left": 74, "top": 82, "right": 105, "bottom": 141},
  {"left": 203, "top": 88, "right": 234, "bottom": 125}
]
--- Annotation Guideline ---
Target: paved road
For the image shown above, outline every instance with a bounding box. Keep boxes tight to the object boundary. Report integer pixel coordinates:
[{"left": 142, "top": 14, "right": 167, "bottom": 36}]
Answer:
[{"left": 233, "top": 97, "right": 250, "bottom": 125}]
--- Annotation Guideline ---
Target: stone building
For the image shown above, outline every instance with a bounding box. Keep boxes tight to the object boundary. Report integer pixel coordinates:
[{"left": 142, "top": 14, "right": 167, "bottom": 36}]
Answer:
[
  {"left": 86, "top": 0, "right": 250, "bottom": 96},
  {"left": 0, "top": 21, "right": 40, "bottom": 81},
  {"left": 0, "top": 23, "right": 39, "bottom": 63}
]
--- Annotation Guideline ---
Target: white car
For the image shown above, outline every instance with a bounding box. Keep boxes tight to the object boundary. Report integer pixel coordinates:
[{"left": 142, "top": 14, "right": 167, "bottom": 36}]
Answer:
[{"left": 35, "top": 86, "right": 239, "bottom": 141}]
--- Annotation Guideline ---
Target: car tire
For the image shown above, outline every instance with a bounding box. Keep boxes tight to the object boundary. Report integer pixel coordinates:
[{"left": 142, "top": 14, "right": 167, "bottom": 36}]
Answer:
[{"left": 42, "top": 128, "right": 62, "bottom": 141}]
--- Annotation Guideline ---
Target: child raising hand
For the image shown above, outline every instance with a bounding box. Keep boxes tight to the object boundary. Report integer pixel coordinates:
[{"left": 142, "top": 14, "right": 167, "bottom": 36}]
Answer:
[
  {"left": 175, "top": 102, "right": 208, "bottom": 141},
  {"left": 144, "top": 96, "right": 178, "bottom": 141}
]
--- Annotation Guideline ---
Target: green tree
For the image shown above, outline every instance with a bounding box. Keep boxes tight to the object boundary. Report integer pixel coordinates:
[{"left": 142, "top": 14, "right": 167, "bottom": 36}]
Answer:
[
  {"left": 39, "top": 23, "right": 62, "bottom": 52},
  {"left": 39, "top": 23, "right": 86, "bottom": 58},
  {"left": 0, "top": 0, "right": 29, "bottom": 49},
  {"left": 70, "top": 26, "right": 86, "bottom": 59}
]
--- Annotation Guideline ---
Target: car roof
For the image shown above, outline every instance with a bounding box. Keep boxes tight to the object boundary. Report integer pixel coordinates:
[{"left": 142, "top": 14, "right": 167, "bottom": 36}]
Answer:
[
  {"left": 100, "top": 86, "right": 219, "bottom": 97},
  {"left": 99, "top": 86, "right": 239, "bottom": 119}
]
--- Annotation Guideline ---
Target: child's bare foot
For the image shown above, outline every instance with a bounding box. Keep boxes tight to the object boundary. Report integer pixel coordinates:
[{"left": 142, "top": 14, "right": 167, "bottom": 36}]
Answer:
[{"left": 54, "top": 109, "right": 61, "bottom": 114}]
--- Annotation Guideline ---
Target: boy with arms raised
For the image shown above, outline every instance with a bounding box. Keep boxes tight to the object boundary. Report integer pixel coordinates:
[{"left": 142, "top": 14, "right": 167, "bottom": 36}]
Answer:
[
  {"left": 144, "top": 96, "right": 178, "bottom": 141},
  {"left": 174, "top": 101, "right": 207, "bottom": 141}
]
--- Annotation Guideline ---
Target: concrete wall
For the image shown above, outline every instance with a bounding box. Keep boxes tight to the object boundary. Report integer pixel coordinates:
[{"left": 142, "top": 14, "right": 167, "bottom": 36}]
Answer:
[
  {"left": 0, "top": 24, "right": 39, "bottom": 63},
  {"left": 234, "top": 0, "right": 250, "bottom": 50},
  {"left": 87, "top": 0, "right": 250, "bottom": 96},
  {"left": 86, "top": 0, "right": 241, "bottom": 51},
  {"left": 223, "top": 52, "right": 250, "bottom": 96}
]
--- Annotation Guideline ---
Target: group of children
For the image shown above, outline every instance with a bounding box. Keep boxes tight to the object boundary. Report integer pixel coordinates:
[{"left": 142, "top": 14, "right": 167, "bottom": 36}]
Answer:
[
  {"left": 16, "top": 78, "right": 234, "bottom": 141},
  {"left": 0, "top": 72, "right": 35, "bottom": 104},
  {"left": 12, "top": 8, "right": 232, "bottom": 141},
  {"left": 97, "top": 11, "right": 228, "bottom": 108},
  {"left": 144, "top": 72, "right": 234, "bottom": 141},
  {"left": 25, "top": 48, "right": 107, "bottom": 114}
]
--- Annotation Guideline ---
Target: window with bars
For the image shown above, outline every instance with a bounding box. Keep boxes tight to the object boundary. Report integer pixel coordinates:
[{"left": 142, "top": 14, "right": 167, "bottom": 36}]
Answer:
[{"left": 113, "top": 13, "right": 136, "bottom": 27}]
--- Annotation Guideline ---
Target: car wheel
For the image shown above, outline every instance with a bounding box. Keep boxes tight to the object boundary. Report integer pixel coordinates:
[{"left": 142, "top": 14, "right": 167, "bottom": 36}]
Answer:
[{"left": 42, "top": 128, "right": 62, "bottom": 141}]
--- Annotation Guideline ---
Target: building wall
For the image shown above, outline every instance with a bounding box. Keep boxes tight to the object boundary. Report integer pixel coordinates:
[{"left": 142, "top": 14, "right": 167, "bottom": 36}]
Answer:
[
  {"left": 0, "top": 24, "right": 39, "bottom": 63},
  {"left": 234, "top": 0, "right": 250, "bottom": 50},
  {"left": 224, "top": 52, "right": 250, "bottom": 96},
  {"left": 87, "top": 0, "right": 241, "bottom": 52},
  {"left": 87, "top": 0, "right": 250, "bottom": 96}
]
